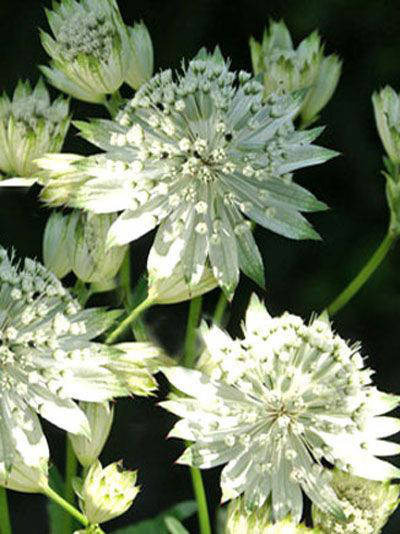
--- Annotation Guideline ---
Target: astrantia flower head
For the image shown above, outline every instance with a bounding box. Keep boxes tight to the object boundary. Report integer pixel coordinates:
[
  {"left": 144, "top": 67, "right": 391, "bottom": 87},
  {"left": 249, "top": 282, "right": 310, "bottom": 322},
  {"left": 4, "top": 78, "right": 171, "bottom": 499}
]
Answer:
[
  {"left": 40, "top": 0, "right": 129, "bottom": 103},
  {"left": 250, "top": 20, "right": 342, "bottom": 125},
  {"left": 46, "top": 48, "right": 336, "bottom": 297},
  {"left": 0, "top": 247, "right": 160, "bottom": 470},
  {"left": 0, "top": 79, "right": 70, "bottom": 180},
  {"left": 372, "top": 85, "right": 400, "bottom": 164},
  {"left": 312, "top": 469, "right": 400, "bottom": 534},
  {"left": 125, "top": 21, "right": 154, "bottom": 91},
  {"left": 161, "top": 295, "right": 400, "bottom": 523}
]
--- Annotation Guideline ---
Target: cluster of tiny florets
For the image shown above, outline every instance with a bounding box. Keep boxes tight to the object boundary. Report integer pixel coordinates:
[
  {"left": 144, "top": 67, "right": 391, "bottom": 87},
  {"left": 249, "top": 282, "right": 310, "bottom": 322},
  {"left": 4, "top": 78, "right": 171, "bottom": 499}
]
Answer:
[{"left": 56, "top": 12, "right": 115, "bottom": 62}]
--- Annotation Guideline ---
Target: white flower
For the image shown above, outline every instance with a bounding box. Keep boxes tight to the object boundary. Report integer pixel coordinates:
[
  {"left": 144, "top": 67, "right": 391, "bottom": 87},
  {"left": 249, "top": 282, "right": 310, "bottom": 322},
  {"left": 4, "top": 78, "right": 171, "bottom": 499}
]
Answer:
[
  {"left": 69, "top": 402, "right": 114, "bottom": 468},
  {"left": 312, "top": 469, "right": 400, "bottom": 534},
  {"left": 250, "top": 20, "right": 342, "bottom": 124},
  {"left": 125, "top": 21, "right": 154, "bottom": 90},
  {"left": 0, "top": 79, "right": 70, "bottom": 180},
  {"left": 79, "top": 460, "right": 139, "bottom": 524},
  {"left": 0, "top": 247, "right": 159, "bottom": 470},
  {"left": 40, "top": 0, "right": 130, "bottom": 103},
  {"left": 42, "top": 48, "right": 336, "bottom": 297},
  {"left": 161, "top": 295, "right": 400, "bottom": 523}
]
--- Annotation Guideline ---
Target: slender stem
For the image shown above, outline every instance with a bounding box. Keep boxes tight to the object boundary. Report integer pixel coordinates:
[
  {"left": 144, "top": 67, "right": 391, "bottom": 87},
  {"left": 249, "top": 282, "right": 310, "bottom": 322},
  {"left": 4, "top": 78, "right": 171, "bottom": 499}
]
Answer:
[
  {"left": 327, "top": 232, "right": 396, "bottom": 316},
  {"left": 42, "top": 486, "right": 88, "bottom": 527},
  {"left": 65, "top": 438, "right": 78, "bottom": 502},
  {"left": 213, "top": 291, "right": 228, "bottom": 327},
  {"left": 105, "top": 296, "right": 154, "bottom": 344},
  {"left": 0, "top": 487, "right": 12, "bottom": 534},
  {"left": 120, "top": 249, "right": 132, "bottom": 308},
  {"left": 181, "top": 297, "right": 211, "bottom": 534},
  {"left": 188, "top": 466, "right": 212, "bottom": 534},
  {"left": 182, "top": 297, "right": 203, "bottom": 368}
]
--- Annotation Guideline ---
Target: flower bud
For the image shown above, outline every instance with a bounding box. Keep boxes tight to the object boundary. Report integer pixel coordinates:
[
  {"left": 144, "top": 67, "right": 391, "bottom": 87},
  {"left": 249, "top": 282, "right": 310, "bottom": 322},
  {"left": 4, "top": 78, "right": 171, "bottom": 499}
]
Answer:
[
  {"left": 372, "top": 86, "right": 400, "bottom": 164},
  {"left": 80, "top": 460, "right": 139, "bottom": 524},
  {"left": 43, "top": 211, "right": 72, "bottom": 278},
  {"left": 250, "top": 20, "right": 341, "bottom": 123},
  {"left": 0, "top": 79, "right": 70, "bottom": 178},
  {"left": 225, "top": 497, "right": 315, "bottom": 533},
  {"left": 125, "top": 22, "right": 154, "bottom": 90},
  {"left": 70, "top": 402, "right": 114, "bottom": 468},
  {"left": 312, "top": 469, "right": 400, "bottom": 534},
  {"left": 66, "top": 211, "right": 127, "bottom": 284},
  {"left": 40, "top": 0, "right": 130, "bottom": 103}
]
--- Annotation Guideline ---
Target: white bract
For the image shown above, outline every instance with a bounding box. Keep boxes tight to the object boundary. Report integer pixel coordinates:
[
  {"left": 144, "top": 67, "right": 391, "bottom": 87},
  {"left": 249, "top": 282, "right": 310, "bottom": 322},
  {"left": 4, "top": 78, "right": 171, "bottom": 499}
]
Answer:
[
  {"left": 161, "top": 295, "right": 400, "bottom": 523},
  {"left": 79, "top": 460, "right": 139, "bottom": 524},
  {"left": 40, "top": 0, "right": 129, "bottom": 103},
  {"left": 250, "top": 20, "right": 342, "bottom": 124},
  {"left": 0, "top": 247, "right": 160, "bottom": 471},
  {"left": 125, "top": 21, "right": 154, "bottom": 90},
  {"left": 312, "top": 469, "right": 400, "bottom": 534},
  {"left": 0, "top": 79, "right": 70, "bottom": 180},
  {"left": 0, "top": 447, "right": 49, "bottom": 493},
  {"left": 41, "top": 48, "right": 336, "bottom": 297},
  {"left": 70, "top": 402, "right": 114, "bottom": 468}
]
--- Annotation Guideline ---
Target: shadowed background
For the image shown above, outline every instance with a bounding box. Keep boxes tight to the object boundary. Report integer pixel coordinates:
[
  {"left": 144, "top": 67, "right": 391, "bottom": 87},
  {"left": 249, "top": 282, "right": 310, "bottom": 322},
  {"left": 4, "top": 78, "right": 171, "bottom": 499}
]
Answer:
[{"left": 1, "top": 0, "right": 400, "bottom": 532}]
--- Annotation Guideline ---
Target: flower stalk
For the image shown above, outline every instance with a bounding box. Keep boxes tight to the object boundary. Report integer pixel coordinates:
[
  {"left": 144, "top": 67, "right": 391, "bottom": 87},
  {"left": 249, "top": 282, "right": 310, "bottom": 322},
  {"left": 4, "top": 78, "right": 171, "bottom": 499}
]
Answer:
[
  {"left": 327, "top": 232, "right": 396, "bottom": 315},
  {"left": 63, "top": 438, "right": 79, "bottom": 534},
  {"left": 0, "top": 487, "right": 12, "bottom": 534},
  {"left": 105, "top": 296, "right": 154, "bottom": 344},
  {"left": 42, "top": 485, "right": 89, "bottom": 527}
]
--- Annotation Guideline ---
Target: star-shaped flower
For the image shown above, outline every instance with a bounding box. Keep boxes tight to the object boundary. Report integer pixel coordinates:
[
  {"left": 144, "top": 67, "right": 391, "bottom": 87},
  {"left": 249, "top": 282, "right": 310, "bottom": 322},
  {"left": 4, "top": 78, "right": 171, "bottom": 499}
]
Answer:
[
  {"left": 161, "top": 295, "right": 400, "bottom": 523},
  {"left": 39, "top": 48, "right": 336, "bottom": 298}
]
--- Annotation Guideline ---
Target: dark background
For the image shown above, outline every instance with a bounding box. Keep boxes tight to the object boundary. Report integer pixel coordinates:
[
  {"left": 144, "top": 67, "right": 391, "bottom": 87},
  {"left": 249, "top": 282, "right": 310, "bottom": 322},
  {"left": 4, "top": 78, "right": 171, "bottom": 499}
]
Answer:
[{"left": 1, "top": 0, "right": 400, "bottom": 532}]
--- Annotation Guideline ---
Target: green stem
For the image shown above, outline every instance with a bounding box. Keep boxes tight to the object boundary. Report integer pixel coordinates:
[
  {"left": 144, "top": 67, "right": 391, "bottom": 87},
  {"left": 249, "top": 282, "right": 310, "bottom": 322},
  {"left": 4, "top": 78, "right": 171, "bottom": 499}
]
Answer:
[
  {"left": 182, "top": 297, "right": 203, "bottom": 368},
  {"left": 182, "top": 297, "right": 211, "bottom": 534},
  {"left": 327, "top": 232, "right": 396, "bottom": 316},
  {"left": 189, "top": 466, "right": 212, "bottom": 534},
  {"left": 103, "top": 90, "right": 123, "bottom": 118},
  {"left": 213, "top": 291, "right": 228, "bottom": 327},
  {"left": 63, "top": 437, "right": 78, "bottom": 534},
  {"left": 0, "top": 487, "right": 12, "bottom": 534},
  {"left": 120, "top": 249, "right": 132, "bottom": 308},
  {"left": 42, "top": 485, "right": 88, "bottom": 527},
  {"left": 105, "top": 296, "right": 154, "bottom": 344}
]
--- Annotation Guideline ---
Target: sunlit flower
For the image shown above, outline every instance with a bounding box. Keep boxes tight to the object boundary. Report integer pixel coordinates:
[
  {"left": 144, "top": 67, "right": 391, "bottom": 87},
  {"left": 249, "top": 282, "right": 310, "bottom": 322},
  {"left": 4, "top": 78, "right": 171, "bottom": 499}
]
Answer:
[
  {"left": 42, "top": 48, "right": 335, "bottom": 297},
  {"left": 0, "top": 247, "right": 160, "bottom": 470},
  {"left": 0, "top": 79, "right": 70, "bottom": 181},
  {"left": 312, "top": 469, "right": 400, "bottom": 534},
  {"left": 250, "top": 20, "right": 342, "bottom": 125},
  {"left": 79, "top": 460, "right": 139, "bottom": 524},
  {"left": 40, "top": 0, "right": 129, "bottom": 103},
  {"left": 161, "top": 295, "right": 400, "bottom": 523}
]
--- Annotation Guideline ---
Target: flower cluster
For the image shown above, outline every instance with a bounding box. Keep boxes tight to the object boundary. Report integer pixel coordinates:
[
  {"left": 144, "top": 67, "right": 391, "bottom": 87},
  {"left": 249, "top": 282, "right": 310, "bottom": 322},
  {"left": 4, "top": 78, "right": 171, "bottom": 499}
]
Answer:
[
  {"left": 162, "top": 295, "right": 400, "bottom": 523},
  {"left": 250, "top": 20, "right": 342, "bottom": 125},
  {"left": 0, "top": 79, "right": 70, "bottom": 180},
  {"left": 38, "top": 48, "right": 336, "bottom": 297},
  {"left": 0, "top": 247, "right": 165, "bottom": 472}
]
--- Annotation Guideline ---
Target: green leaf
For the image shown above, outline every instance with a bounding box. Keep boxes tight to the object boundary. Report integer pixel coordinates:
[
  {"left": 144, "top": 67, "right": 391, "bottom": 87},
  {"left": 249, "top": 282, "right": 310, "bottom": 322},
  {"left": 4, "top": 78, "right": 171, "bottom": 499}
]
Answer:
[
  {"left": 111, "top": 501, "right": 197, "bottom": 534},
  {"left": 164, "top": 517, "right": 190, "bottom": 534}
]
